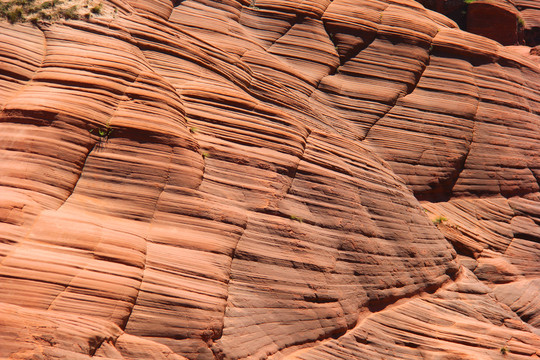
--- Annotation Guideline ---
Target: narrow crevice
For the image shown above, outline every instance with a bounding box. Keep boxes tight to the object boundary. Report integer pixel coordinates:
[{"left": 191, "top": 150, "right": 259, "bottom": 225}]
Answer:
[
  {"left": 445, "top": 72, "right": 481, "bottom": 199},
  {"left": 281, "top": 129, "right": 312, "bottom": 197},
  {"left": 54, "top": 142, "right": 98, "bottom": 211},
  {"left": 303, "top": 294, "right": 339, "bottom": 304},
  {"left": 322, "top": 3, "right": 389, "bottom": 70},
  {"left": 123, "top": 148, "right": 174, "bottom": 332},
  {"left": 414, "top": 138, "right": 473, "bottom": 203},
  {"left": 360, "top": 94, "right": 399, "bottom": 141},
  {"left": 361, "top": 39, "right": 434, "bottom": 142},
  {"left": 414, "top": 63, "right": 481, "bottom": 203},
  {"left": 207, "top": 219, "right": 248, "bottom": 357},
  {"left": 446, "top": 236, "right": 478, "bottom": 258},
  {"left": 367, "top": 270, "right": 458, "bottom": 315},
  {"left": 264, "top": 13, "right": 300, "bottom": 51},
  {"left": 209, "top": 227, "right": 246, "bottom": 319},
  {"left": 529, "top": 166, "right": 540, "bottom": 194},
  {"left": 120, "top": 259, "right": 147, "bottom": 331},
  {"left": 323, "top": 26, "right": 377, "bottom": 68},
  {"left": 88, "top": 335, "right": 117, "bottom": 357}
]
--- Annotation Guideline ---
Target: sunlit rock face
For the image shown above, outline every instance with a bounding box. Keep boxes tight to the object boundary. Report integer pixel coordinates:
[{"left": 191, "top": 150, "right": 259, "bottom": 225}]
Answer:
[{"left": 0, "top": 1, "right": 539, "bottom": 359}]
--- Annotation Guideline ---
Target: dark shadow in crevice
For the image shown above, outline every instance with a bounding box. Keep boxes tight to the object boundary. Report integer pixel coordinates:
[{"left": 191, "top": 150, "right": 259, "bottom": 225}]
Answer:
[
  {"left": 430, "top": 46, "right": 496, "bottom": 67},
  {"left": 413, "top": 148, "right": 471, "bottom": 203},
  {"left": 366, "top": 266, "right": 459, "bottom": 315},
  {"left": 323, "top": 22, "right": 377, "bottom": 66}
]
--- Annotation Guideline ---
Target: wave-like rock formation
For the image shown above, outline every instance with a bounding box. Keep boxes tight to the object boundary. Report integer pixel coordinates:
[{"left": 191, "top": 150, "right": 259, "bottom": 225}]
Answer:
[{"left": 1, "top": 0, "right": 539, "bottom": 359}]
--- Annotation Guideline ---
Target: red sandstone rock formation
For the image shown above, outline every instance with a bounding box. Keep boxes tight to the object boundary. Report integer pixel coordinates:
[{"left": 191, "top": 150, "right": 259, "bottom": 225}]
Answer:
[
  {"left": 466, "top": 0, "right": 521, "bottom": 45},
  {"left": 0, "top": 0, "right": 539, "bottom": 359}
]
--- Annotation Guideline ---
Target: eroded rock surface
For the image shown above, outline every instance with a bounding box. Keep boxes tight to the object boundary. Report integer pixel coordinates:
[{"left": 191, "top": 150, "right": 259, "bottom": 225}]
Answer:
[{"left": 0, "top": 0, "right": 539, "bottom": 359}]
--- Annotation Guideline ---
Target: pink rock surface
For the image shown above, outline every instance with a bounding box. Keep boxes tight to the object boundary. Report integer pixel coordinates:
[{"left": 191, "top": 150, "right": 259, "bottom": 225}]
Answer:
[{"left": 0, "top": 0, "right": 539, "bottom": 359}]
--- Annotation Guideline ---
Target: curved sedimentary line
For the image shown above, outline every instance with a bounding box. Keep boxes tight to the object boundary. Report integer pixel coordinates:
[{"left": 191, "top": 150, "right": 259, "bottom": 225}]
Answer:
[
  {"left": 127, "top": 12, "right": 257, "bottom": 92},
  {"left": 0, "top": 25, "right": 47, "bottom": 113},
  {"left": 0, "top": 23, "right": 54, "bottom": 270}
]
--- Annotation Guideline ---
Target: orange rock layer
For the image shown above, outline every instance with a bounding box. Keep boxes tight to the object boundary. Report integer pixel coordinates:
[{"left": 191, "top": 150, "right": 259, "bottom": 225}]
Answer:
[{"left": 0, "top": 0, "right": 539, "bottom": 359}]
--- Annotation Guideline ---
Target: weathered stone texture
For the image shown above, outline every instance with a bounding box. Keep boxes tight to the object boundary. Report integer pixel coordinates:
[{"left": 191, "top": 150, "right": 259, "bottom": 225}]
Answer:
[{"left": 0, "top": 0, "right": 539, "bottom": 359}]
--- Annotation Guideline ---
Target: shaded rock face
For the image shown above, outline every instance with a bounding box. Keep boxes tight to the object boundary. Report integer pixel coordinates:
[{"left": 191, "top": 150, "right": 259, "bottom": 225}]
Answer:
[
  {"left": 466, "top": 0, "right": 520, "bottom": 46},
  {"left": 419, "top": 0, "right": 540, "bottom": 47},
  {"left": 0, "top": 0, "right": 539, "bottom": 359}
]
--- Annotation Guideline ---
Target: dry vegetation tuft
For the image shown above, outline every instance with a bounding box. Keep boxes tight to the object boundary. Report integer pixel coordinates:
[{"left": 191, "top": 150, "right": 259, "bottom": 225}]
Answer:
[{"left": 0, "top": 0, "right": 113, "bottom": 24}]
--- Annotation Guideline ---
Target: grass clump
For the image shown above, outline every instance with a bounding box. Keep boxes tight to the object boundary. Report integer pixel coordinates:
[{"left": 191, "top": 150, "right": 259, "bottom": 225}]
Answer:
[
  {"left": 90, "top": 1, "right": 101, "bottom": 14},
  {"left": 1, "top": 0, "right": 106, "bottom": 24},
  {"left": 6, "top": 7, "right": 24, "bottom": 23},
  {"left": 290, "top": 215, "right": 303, "bottom": 223},
  {"left": 500, "top": 345, "right": 509, "bottom": 355},
  {"left": 40, "top": 1, "right": 55, "bottom": 9},
  {"left": 57, "top": 4, "right": 78, "bottom": 19},
  {"left": 432, "top": 215, "right": 448, "bottom": 225}
]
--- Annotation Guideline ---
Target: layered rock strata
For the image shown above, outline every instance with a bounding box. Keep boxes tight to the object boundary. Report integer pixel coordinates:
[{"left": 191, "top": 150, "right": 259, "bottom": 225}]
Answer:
[{"left": 0, "top": 0, "right": 539, "bottom": 359}]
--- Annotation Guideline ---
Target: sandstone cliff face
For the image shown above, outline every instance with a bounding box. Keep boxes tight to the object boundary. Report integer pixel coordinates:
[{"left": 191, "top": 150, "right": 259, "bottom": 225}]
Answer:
[{"left": 0, "top": 1, "right": 539, "bottom": 359}]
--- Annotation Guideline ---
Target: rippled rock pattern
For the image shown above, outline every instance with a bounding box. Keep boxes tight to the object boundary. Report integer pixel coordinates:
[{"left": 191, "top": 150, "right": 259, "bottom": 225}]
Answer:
[{"left": 0, "top": 0, "right": 539, "bottom": 359}]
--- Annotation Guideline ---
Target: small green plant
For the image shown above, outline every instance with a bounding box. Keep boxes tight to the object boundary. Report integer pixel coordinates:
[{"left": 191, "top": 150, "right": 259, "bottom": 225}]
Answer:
[
  {"left": 463, "top": 0, "right": 476, "bottom": 4},
  {"left": 500, "top": 345, "right": 509, "bottom": 355},
  {"left": 202, "top": 151, "right": 210, "bottom": 159},
  {"left": 433, "top": 216, "right": 448, "bottom": 225},
  {"left": 6, "top": 7, "right": 24, "bottom": 23},
  {"left": 36, "top": 10, "right": 51, "bottom": 20},
  {"left": 40, "top": 1, "right": 54, "bottom": 9},
  {"left": 517, "top": 17, "right": 525, "bottom": 27},
  {"left": 90, "top": 2, "right": 101, "bottom": 14},
  {"left": 89, "top": 124, "right": 114, "bottom": 141},
  {"left": 58, "top": 4, "right": 78, "bottom": 19},
  {"left": 290, "top": 215, "right": 303, "bottom": 223},
  {"left": 189, "top": 126, "right": 198, "bottom": 134}
]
